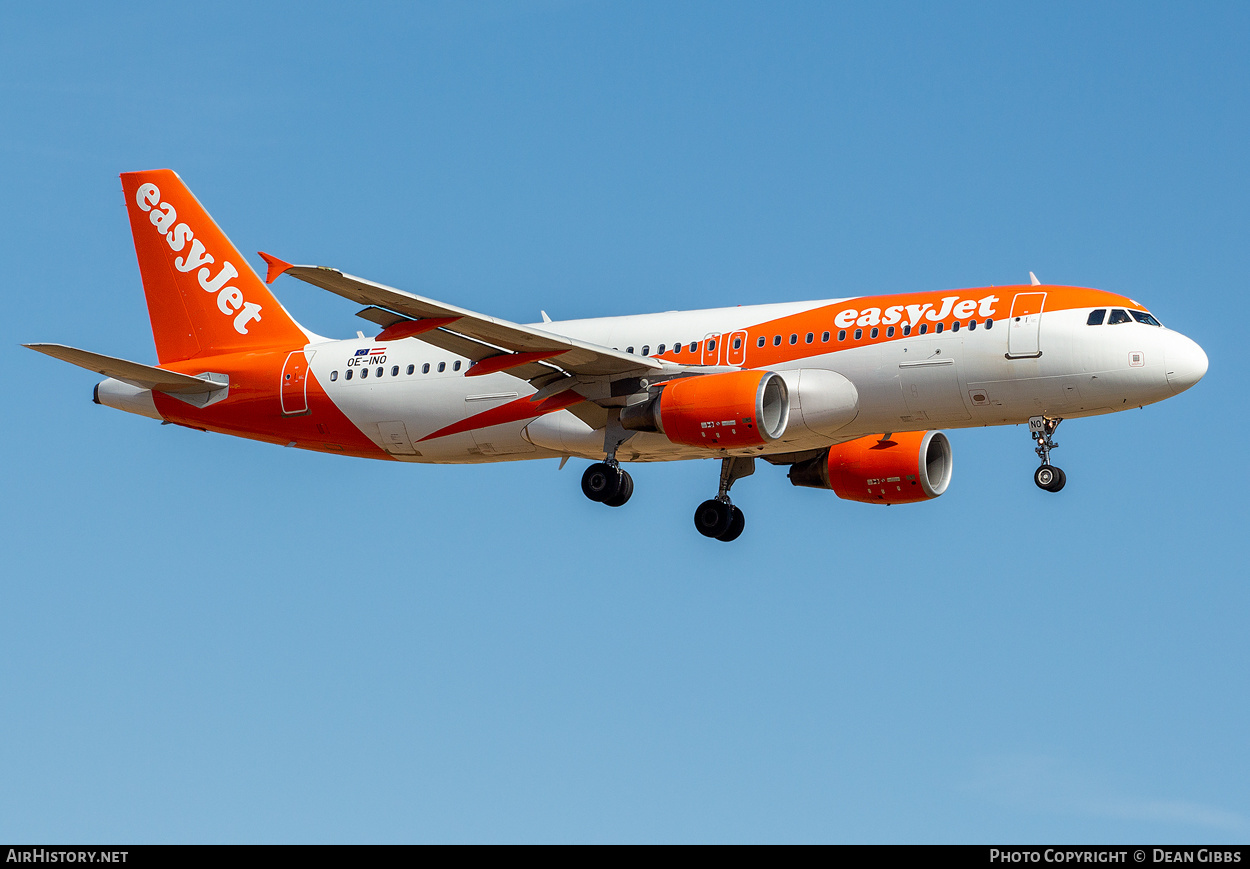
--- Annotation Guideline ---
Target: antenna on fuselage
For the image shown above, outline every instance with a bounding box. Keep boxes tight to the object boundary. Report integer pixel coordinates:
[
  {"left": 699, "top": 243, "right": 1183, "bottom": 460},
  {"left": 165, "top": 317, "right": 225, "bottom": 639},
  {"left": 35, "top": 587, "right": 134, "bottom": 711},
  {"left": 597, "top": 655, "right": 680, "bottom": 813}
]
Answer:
[{"left": 1029, "top": 272, "right": 1041, "bottom": 286}]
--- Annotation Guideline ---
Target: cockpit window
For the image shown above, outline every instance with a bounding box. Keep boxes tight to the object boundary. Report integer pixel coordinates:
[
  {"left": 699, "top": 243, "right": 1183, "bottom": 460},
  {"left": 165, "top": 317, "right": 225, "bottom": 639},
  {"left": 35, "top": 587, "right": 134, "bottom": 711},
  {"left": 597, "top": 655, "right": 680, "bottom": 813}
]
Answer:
[
  {"left": 1087, "top": 309, "right": 1106, "bottom": 326},
  {"left": 1130, "top": 310, "right": 1163, "bottom": 327},
  {"left": 1108, "top": 309, "right": 1131, "bottom": 325}
]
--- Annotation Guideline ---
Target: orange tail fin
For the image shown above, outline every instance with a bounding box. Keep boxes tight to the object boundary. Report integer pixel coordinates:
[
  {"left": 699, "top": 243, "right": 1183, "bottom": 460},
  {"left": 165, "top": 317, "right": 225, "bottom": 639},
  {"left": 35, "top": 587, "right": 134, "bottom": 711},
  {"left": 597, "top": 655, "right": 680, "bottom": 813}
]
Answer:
[{"left": 120, "top": 169, "right": 308, "bottom": 363}]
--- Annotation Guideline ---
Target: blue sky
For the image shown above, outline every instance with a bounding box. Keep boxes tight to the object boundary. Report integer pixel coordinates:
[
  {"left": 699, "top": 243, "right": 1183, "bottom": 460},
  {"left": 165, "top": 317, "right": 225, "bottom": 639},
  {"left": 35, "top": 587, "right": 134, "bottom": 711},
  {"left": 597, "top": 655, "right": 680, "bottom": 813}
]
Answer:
[{"left": 2, "top": 1, "right": 1246, "bottom": 843}]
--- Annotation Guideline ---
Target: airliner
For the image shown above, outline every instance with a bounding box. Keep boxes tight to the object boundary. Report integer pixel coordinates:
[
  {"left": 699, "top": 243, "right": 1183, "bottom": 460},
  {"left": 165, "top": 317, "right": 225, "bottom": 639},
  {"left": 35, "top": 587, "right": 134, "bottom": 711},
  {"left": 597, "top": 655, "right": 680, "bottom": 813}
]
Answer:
[{"left": 27, "top": 170, "right": 1208, "bottom": 541}]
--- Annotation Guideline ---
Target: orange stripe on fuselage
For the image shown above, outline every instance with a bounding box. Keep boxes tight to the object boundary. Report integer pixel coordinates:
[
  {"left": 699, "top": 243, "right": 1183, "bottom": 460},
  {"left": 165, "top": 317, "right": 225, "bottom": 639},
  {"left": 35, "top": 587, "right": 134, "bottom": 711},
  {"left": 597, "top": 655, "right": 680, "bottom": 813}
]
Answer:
[
  {"left": 150, "top": 348, "right": 389, "bottom": 459},
  {"left": 655, "top": 285, "right": 1138, "bottom": 368},
  {"left": 418, "top": 390, "right": 585, "bottom": 442}
]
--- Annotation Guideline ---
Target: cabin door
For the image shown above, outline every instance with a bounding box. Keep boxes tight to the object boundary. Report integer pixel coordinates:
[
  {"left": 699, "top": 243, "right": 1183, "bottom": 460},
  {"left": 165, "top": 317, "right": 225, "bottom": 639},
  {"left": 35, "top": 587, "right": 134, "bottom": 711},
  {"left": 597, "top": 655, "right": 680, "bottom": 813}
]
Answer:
[
  {"left": 281, "top": 350, "right": 310, "bottom": 415},
  {"left": 1006, "top": 292, "right": 1046, "bottom": 358}
]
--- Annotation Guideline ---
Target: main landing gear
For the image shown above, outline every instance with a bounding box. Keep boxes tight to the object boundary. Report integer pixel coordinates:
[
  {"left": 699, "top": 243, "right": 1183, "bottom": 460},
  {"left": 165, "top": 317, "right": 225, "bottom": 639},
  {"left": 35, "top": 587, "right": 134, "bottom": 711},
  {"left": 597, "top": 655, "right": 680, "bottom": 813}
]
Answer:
[
  {"left": 694, "top": 457, "right": 754, "bottom": 542},
  {"left": 581, "top": 460, "right": 634, "bottom": 507},
  {"left": 1030, "top": 415, "right": 1066, "bottom": 493},
  {"left": 579, "top": 451, "right": 754, "bottom": 542}
]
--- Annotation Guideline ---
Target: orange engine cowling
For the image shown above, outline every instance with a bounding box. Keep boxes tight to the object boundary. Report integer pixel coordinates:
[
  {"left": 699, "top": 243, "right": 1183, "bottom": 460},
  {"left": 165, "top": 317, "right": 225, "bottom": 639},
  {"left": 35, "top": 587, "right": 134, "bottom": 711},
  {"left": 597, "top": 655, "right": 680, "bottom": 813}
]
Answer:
[
  {"left": 787, "top": 431, "right": 952, "bottom": 503},
  {"left": 621, "top": 370, "right": 790, "bottom": 449}
]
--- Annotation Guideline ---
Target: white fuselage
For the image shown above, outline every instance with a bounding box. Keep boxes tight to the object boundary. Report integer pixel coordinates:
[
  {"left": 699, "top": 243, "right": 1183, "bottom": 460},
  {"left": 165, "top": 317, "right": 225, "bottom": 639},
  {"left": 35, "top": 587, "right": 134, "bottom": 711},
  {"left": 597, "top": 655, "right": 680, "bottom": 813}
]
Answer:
[{"left": 307, "top": 299, "right": 1205, "bottom": 464}]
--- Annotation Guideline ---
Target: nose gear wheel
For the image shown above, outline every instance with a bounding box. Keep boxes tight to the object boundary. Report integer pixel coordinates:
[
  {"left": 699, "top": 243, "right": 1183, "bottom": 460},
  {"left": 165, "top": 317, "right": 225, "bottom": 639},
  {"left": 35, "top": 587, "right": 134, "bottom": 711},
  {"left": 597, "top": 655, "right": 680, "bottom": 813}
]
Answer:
[{"left": 1034, "top": 464, "right": 1066, "bottom": 492}]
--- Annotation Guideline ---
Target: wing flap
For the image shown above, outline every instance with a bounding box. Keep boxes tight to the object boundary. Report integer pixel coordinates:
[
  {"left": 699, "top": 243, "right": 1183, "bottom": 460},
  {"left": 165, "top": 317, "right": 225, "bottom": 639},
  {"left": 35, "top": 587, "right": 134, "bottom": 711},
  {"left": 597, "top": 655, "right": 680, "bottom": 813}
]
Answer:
[{"left": 356, "top": 306, "right": 409, "bottom": 329}]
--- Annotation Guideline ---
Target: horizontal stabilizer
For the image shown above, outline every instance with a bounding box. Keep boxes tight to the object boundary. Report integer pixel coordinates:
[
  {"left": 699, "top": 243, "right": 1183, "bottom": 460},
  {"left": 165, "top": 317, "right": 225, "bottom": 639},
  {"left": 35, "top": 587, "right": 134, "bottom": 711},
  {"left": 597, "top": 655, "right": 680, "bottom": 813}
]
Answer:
[{"left": 24, "top": 343, "right": 226, "bottom": 395}]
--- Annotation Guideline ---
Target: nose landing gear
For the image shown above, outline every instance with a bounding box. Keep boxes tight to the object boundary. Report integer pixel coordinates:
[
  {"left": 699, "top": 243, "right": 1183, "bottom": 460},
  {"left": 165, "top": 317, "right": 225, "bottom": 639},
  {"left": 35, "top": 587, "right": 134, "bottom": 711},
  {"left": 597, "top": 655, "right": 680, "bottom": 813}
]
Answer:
[
  {"left": 1030, "top": 416, "right": 1066, "bottom": 492},
  {"left": 694, "top": 456, "right": 753, "bottom": 541}
]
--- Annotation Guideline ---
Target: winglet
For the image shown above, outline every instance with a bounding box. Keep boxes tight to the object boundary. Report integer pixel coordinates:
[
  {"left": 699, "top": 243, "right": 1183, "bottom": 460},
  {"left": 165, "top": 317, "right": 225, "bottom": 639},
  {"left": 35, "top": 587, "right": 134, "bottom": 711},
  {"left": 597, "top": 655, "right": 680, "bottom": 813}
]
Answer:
[{"left": 258, "top": 251, "right": 293, "bottom": 285}]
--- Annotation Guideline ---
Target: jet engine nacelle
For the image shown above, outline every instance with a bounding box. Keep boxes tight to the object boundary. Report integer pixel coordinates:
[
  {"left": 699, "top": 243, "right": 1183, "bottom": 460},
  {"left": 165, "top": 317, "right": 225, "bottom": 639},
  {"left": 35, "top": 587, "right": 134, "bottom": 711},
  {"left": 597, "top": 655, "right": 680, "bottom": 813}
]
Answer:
[
  {"left": 621, "top": 370, "right": 790, "bottom": 449},
  {"left": 787, "top": 430, "right": 953, "bottom": 504}
]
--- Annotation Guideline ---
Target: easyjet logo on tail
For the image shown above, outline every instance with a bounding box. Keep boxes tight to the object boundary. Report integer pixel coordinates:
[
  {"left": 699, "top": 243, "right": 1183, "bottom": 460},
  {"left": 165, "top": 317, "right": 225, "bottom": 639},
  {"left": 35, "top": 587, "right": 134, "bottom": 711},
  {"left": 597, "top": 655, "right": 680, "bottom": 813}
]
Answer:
[{"left": 134, "top": 183, "right": 263, "bottom": 335}]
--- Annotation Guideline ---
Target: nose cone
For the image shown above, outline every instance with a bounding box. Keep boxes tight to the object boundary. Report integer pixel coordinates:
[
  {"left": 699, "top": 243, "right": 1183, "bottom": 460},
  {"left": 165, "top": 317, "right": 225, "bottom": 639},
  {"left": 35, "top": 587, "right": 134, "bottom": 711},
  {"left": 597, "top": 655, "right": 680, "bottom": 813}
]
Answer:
[{"left": 1165, "top": 332, "right": 1208, "bottom": 394}]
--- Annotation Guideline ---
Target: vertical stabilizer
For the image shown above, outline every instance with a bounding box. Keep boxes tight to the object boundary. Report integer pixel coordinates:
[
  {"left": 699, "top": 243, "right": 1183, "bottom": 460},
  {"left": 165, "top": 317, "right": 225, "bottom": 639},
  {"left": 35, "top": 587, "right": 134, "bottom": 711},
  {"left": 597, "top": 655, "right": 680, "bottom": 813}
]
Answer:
[{"left": 120, "top": 169, "right": 308, "bottom": 363}]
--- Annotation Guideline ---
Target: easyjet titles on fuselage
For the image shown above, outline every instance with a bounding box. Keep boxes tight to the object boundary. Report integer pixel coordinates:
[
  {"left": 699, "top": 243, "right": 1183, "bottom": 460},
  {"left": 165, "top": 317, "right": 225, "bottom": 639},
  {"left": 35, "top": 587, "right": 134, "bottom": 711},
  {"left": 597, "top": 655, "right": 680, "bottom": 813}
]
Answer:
[{"left": 831, "top": 294, "right": 1000, "bottom": 329}]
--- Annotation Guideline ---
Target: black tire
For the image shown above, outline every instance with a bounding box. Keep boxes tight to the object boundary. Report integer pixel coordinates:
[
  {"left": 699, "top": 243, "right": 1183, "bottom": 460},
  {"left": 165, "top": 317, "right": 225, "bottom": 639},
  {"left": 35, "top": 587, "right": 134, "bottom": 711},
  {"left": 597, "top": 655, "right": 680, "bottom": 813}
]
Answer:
[
  {"left": 1034, "top": 465, "right": 1058, "bottom": 491},
  {"left": 716, "top": 505, "right": 745, "bottom": 542},
  {"left": 694, "top": 499, "right": 732, "bottom": 538},
  {"left": 581, "top": 463, "right": 621, "bottom": 502},
  {"left": 602, "top": 470, "right": 634, "bottom": 507},
  {"left": 1034, "top": 464, "right": 1066, "bottom": 493},
  {"left": 1047, "top": 467, "right": 1066, "bottom": 492}
]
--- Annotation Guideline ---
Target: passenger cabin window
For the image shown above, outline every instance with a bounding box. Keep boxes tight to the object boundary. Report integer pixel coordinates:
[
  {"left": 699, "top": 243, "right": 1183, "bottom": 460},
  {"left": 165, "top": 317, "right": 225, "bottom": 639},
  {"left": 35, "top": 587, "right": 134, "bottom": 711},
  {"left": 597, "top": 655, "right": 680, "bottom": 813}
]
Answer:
[
  {"left": 422, "top": 363, "right": 430, "bottom": 374},
  {"left": 437, "top": 362, "right": 446, "bottom": 372},
  {"left": 657, "top": 344, "right": 666, "bottom": 354},
  {"left": 822, "top": 331, "right": 830, "bottom": 342},
  {"left": 708, "top": 340, "right": 716, "bottom": 351},
  {"left": 968, "top": 320, "right": 977, "bottom": 330},
  {"left": 376, "top": 367, "right": 383, "bottom": 377},
  {"left": 626, "top": 346, "right": 634, "bottom": 354},
  {"left": 1087, "top": 309, "right": 1107, "bottom": 326},
  {"left": 870, "top": 327, "right": 879, "bottom": 338},
  {"left": 838, "top": 330, "right": 846, "bottom": 341},
  {"left": 985, "top": 318, "right": 994, "bottom": 329},
  {"left": 1131, "top": 310, "right": 1163, "bottom": 327},
  {"left": 854, "top": 328, "right": 862, "bottom": 340},
  {"left": 935, "top": 323, "right": 943, "bottom": 334},
  {"left": 330, "top": 370, "right": 338, "bottom": 382},
  {"left": 903, "top": 325, "right": 912, "bottom": 336},
  {"left": 453, "top": 360, "right": 462, "bottom": 371},
  {"left": 1108, "top": 309, "right": 1131, "bottom": 325},
  {"left": 789, "top": 334, "right": 798, "bottom": 345},
  {"left": 886, "top": 326, "right": 895, "bottom": 337},
  {"left": 689, "top": 342, "right": 698, "bottom": 352},
  {"left": 951, "top": 321, "right": 960, "bottom": 332},
  {"left": 406, "top": 364, "right": 415, "bottom": 375},
  {"left": 918, "top": 324, "right": 928, "bottom": 335},
  {"left": 345, "top": 369, "right": 353, "bottom": 380},
  {"left": 391, "top": 366, "right": 399, "bottom": 376},
  {"left": 773, "top": 335, "right": 782, "bottom": 346},
  {"left": 641, "top": 345, "right": 650, "bottom": 355},
  {"left": 733, "top": 337, "right": 742, "bottom": 350},
  {"left": 757, "top": 336, "right": 766, "bottom": 348},
  {"left": 805, "top": 332, "right": 814, "bottom": 344}
]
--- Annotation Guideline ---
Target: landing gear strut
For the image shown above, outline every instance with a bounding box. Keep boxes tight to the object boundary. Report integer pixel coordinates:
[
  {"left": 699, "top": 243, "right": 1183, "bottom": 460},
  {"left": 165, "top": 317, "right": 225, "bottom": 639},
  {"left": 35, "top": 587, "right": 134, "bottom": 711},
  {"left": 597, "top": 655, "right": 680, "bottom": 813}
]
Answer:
[
  {"left": 1029, "top": 416, "right": 1066, "bottom": 493},
  {"left": 694, "top": 457, "right": 753, "bottom": 542}
]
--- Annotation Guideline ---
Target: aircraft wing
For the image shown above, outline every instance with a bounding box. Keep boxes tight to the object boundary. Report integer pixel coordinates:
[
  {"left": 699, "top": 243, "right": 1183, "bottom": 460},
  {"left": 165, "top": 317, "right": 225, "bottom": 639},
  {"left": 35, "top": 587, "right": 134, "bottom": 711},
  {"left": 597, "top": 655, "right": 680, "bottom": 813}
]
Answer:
[
  {"left": 264, "top": 256, "right": 664, "bottom": 384},
  {"left": 24, "top": 343, "right": 227, "bottom": 395}
]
